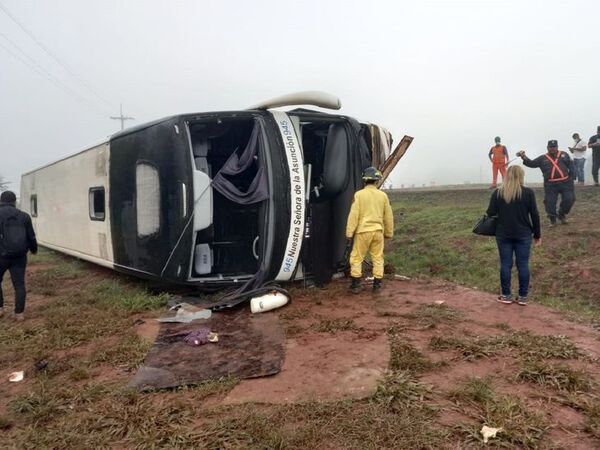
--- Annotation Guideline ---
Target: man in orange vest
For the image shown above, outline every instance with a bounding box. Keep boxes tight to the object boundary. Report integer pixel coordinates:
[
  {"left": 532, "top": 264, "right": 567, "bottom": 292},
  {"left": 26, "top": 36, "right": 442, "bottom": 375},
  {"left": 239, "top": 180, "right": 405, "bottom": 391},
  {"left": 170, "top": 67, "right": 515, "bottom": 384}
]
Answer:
[
  {"left": 518, "top": 140, "right": 575, "bottom": 226},
  {"left": 489, "top": 136, "right": 509, "bottom": 188}
]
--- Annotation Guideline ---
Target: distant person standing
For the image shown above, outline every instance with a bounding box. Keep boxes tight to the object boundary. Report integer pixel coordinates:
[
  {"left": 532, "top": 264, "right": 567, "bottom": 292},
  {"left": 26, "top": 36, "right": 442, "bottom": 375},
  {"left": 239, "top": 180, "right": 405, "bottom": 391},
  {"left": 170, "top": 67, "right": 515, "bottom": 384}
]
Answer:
[
  {"left": 588, "top": 126, "right": 600, "bottom": 186},
  {"left": 488, "top": 136, "right": 509, "bottom": 188},
  {"left": 486, "top": 166, "right": 541, "bottom": 305},
  {"left": 517, "top": 140, "right": 575, "bottom": 226},
  {"left": 0, "top": 191, "right": 37, "bottom": 321},
  {"left": 568, "top": 133, "right": 587, "bottom": 185}
]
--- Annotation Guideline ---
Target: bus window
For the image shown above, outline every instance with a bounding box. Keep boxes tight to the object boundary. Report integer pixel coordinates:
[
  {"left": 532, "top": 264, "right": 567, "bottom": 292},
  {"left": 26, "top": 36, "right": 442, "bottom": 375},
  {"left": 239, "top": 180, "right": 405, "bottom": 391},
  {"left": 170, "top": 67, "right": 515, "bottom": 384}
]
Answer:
[
  {"left": 30, "top": 195, "right": 38, "bottom": 217},
  {"left": 136, "top": 163, "right": 160, "bottom": 237},
  {"left": 89, "top": 187, "right": 105, "bottom": 221}
]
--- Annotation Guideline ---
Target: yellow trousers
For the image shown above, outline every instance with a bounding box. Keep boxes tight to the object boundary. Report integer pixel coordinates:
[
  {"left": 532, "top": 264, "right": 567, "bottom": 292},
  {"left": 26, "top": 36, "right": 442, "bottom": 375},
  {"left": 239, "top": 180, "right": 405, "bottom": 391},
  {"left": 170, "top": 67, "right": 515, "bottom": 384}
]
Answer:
[{"left": 350, "top": 231, "right": 384, "bottom": 279}]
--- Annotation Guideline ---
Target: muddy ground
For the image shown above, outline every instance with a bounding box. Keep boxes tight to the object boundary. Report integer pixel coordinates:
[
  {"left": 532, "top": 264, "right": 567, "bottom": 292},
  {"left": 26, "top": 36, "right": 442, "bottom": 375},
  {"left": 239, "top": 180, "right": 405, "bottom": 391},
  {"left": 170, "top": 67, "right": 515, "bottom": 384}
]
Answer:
[{"left": 2, "top": 258, "right": 599, "bottom": 448}]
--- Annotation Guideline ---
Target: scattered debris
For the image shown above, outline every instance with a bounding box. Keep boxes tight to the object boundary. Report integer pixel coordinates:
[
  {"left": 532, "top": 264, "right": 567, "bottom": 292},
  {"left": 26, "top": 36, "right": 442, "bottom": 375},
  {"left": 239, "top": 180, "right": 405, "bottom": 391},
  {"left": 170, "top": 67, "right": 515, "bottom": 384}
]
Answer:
[
  {"left": 183, "top": 328, "right": 219, "bottom": 346},
  {"left": 250, "top": 291, "right": 289, "bottom": 313},
  {"left": 8, "top": 371, "right": 24, "bottom": 382},
  {"left": 394, "top": 274, "right": 411, "bottom": 281},
  {"left": 34, "top": 360, "right": 48, "bottom": 371},
  {"left": 480, "top": 425, "right": 503, "bottom": 444},
  {"left": 157, "top": 302, "right": 212, "bottom": 323}
]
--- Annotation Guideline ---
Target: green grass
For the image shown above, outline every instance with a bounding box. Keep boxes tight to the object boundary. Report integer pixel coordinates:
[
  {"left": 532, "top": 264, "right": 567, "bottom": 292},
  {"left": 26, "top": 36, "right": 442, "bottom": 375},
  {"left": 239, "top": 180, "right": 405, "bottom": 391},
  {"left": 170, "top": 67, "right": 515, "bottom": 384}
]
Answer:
[
  {"left": 400, "top": 303, "right": 462, "bottom": 328},
  {"left": 388, "top": 188, "right": 600, "bottom": 325},
  {"left": 517, "top": 359, "right": 593, "bottom": 392},
  {"left": 92, "top": 280, "right": 170, "bottom": 312},
  {"left": 27, "top": 257, "right": 86, "bottom": 296},
  {"left": 91, "top": 333, "right": 152, "bottom": 369},
  {"left": 387, "top": 324, "right": 436, "bottom": 373},
  {"left": 429, "top": 330, "right": 580, "bottom": 361},
  {"left": 0, "top": 252, "right": 170, "bottom": 366},
  {"left": 449, "top": 376, "right": 495, "bottom": 404},
  {"left": 313, "top": 318, "right": 363, "bottom": 333},
  {"left": 450, "top": 376, "right": 549, "bottom": 448},
  {"left": 554, "top": 391, "right": 600, "bottom": 439}
]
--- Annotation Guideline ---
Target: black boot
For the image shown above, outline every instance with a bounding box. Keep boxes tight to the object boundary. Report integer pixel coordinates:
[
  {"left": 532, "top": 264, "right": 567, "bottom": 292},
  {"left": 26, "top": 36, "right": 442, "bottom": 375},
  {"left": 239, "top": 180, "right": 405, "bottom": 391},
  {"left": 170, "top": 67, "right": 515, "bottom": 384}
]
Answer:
[
  {"left": 350, "top": 277, "right": 361, "bottom": 294},
  {"left": 373, "top": 278, "right": 382, "bottom": 292}
]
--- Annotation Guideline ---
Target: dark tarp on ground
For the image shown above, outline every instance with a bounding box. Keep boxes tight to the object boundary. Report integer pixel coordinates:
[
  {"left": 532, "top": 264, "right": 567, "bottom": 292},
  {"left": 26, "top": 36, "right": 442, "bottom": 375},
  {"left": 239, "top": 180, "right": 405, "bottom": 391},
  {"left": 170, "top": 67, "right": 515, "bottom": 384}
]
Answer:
[{"left": 129, "top": 308, "right": 285, "bottom": 390}]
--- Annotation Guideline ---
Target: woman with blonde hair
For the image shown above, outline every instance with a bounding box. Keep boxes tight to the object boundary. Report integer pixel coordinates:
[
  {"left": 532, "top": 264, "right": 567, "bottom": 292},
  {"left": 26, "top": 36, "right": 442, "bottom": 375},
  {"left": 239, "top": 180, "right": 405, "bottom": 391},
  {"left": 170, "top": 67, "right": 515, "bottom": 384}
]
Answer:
[{"left": 486, "top": 165, "right": 541, "bottom": 305}]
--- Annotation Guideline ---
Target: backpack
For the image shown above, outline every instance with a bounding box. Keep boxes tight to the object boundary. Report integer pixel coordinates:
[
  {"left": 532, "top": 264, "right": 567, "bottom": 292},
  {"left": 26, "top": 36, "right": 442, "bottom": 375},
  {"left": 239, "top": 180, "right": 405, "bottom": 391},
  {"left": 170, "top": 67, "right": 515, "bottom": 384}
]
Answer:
[{"left": 0, "top": 213, "right": 28, "bottom": 257}]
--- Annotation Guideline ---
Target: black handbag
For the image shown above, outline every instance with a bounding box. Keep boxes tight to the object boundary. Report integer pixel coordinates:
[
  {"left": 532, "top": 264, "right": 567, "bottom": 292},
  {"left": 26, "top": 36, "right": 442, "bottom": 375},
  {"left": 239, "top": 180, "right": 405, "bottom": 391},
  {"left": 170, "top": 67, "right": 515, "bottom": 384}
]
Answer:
[{"left": 473, "top": 215, "right": 497, "bottom": 236}]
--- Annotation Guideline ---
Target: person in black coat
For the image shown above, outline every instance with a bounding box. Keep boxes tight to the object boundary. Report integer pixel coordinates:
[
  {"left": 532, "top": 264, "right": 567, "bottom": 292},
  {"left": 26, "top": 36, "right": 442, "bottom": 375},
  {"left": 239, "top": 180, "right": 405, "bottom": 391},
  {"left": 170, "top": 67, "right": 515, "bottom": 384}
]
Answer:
[
  {"left": 0, "top": 190, "right": 37, "bottom": 321},
  {"left": 517, "top": 139, "right": 575, "bottom": 226},
  {"left": 486, "top": 166, "right": 541, "bottom": 305},
  {"left": 588, "top": 125, "right": 600, "bottom": 186}
]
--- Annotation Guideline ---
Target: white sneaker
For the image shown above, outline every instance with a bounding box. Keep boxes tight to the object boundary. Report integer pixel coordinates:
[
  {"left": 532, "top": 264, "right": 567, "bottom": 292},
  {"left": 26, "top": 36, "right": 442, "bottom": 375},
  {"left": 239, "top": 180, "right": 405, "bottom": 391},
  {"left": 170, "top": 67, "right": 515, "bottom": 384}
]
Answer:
[{"left": 496, "top": 295, "right": 513, "bottom": 304}]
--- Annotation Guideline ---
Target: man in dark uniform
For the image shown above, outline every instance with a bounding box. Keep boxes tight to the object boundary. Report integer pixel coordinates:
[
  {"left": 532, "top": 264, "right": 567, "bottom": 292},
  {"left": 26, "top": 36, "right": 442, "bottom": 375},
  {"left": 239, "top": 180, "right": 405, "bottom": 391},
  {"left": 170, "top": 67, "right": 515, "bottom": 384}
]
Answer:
[
  {"left": 0, "top": 191, "right": 37, "bottom": 321},
  {"left": 517, "top": 140, "right": 575, "bottom": 226},
  {"left": 588, "top": 126, "right": 600, "bottom": 186}
]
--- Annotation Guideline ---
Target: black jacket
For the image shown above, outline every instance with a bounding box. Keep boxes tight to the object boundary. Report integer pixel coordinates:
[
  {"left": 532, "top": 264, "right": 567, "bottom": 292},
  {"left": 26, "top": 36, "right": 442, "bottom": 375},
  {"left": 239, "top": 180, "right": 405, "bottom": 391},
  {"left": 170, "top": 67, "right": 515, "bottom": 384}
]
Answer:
[
  {"left": 588, "top": 134, "right": 600, "bottom": 155},
  {"left": 523, "top": 151, "right": 574, "bottom": 184},
  {"left": 486, "top": 187, "right": 541, "bottom": 240},
  {"left": 0, "top": 204, "right": 38, "bottom": 256}
]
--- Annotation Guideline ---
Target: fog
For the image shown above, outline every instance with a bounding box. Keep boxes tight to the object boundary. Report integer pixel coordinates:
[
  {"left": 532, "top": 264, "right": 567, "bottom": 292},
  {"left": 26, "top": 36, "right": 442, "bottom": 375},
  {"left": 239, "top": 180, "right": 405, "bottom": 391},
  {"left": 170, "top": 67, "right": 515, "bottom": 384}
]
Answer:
[{"left": 1, "top": 0, "right": 599, "bottom": 192}]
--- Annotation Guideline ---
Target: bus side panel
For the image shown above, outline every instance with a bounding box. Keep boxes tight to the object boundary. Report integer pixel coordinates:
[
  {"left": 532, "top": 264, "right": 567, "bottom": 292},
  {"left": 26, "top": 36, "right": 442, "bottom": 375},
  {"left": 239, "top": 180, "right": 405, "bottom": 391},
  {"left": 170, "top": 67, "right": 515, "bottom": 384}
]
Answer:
[
  {"left": 20, "top": 143, "right": 114, "bottom": 264},
  {"left": 262, "top": 114, "right": 295, "bottom": 282},
  {"left": 109, "top": 118, "right": 194, "bottom": 282}
]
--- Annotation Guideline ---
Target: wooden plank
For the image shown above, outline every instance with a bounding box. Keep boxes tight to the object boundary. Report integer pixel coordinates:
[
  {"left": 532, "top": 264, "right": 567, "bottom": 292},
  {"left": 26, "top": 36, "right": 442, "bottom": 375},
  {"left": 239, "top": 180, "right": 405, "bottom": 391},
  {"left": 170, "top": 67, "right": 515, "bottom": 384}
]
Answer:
[{"left": 377, "top": 135, "right": 414, "bottom": 187}]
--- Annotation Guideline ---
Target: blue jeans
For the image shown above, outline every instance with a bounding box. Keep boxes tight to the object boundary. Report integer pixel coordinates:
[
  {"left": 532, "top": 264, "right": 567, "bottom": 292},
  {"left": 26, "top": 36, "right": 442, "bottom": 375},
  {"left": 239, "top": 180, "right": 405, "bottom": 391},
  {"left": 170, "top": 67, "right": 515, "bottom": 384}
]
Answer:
[
  {"left": 573, "top": 158, "right": 585, "bottom": 183},
  {"left": 496, "top": 236, "right": 532, "bottom": 298}
]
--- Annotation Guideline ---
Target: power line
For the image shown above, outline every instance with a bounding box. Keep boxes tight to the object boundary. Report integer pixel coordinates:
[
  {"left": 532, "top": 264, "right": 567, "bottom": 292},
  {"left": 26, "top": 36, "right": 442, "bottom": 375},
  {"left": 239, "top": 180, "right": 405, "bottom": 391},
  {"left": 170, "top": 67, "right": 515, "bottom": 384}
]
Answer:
[
  {"left": 0, "top": 36, "right": 109, "bottom": 115},
  {"left": 0, "top": 31, "right": 109, "bottom": 112},
  {"left": 110, "top": 103, "right": 135, "bottom": 130},
  {"left": 0, "top": 0, "right": 116, "bottom": 110}
]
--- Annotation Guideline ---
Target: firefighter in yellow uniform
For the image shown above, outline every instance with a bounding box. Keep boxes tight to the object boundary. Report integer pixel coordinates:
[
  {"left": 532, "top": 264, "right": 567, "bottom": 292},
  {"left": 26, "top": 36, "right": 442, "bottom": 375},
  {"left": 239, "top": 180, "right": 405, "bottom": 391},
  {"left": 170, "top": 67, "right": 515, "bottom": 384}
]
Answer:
[{"left": 346, "top": 167, "right": 394, "bottom": 293}]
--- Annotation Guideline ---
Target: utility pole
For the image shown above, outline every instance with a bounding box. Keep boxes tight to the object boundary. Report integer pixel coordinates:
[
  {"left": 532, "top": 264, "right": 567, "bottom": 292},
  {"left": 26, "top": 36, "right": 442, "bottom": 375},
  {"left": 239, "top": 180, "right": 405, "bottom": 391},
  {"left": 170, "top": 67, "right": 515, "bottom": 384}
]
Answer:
[{"left": 110, "top": 103, "right": 134, "bottom": 130}]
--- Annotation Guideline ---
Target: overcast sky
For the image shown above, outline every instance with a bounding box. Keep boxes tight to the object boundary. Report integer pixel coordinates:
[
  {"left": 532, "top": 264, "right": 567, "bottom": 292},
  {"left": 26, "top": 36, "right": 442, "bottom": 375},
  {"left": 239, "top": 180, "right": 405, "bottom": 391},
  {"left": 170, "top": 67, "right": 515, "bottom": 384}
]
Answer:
[{"left": 1, "top": 0, "right": 599, "bottom": 191}]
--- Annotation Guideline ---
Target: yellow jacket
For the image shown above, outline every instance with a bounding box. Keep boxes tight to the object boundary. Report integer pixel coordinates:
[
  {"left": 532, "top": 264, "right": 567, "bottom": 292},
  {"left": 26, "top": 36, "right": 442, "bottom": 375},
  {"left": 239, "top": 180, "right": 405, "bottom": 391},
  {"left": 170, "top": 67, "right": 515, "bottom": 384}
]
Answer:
[{"left": 346, "top": 184, "right": 394, "bottom": 238}]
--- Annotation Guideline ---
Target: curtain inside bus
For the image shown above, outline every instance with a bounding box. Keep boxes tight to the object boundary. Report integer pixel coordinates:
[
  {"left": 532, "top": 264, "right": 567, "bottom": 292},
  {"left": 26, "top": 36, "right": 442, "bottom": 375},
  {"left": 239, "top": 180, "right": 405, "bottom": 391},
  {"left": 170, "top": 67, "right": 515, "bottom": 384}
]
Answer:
[{"left": 211, "top": 122, "right": 268, "bottom": 205}]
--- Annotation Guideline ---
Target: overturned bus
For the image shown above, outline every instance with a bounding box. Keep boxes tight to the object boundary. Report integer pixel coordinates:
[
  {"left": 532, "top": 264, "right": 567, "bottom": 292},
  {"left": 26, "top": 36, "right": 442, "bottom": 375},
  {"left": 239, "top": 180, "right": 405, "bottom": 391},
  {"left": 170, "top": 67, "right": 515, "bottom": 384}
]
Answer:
[{"left": 20, "top": 92, "right": 412, "bottom": 288}]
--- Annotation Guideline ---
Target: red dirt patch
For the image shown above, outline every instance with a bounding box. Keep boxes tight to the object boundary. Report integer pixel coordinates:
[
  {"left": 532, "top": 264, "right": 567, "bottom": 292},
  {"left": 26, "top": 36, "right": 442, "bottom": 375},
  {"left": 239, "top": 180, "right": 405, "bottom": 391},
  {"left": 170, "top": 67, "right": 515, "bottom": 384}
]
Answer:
[
  {"left": 134, "top": 317, "right": 160, "bottom": 342},
  {"left": 218, "top": 277, "right": 600, "bottom": 447},
  {"left": 224, "top": 332, "right": 389, "bottom": 404},
  {"left": 230, "top": 279, "right": 600, "bottom": 403}
]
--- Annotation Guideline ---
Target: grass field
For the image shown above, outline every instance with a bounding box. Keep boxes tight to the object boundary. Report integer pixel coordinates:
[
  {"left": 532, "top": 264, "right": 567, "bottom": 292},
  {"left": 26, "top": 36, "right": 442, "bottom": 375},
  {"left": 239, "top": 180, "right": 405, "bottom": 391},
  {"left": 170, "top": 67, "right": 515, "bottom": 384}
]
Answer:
[
  {"left": 387, "top": 186, "right": 600, "bottom": 326},
  {"left": 0, "top": 187, "right": 599, "bottom": 449}
]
